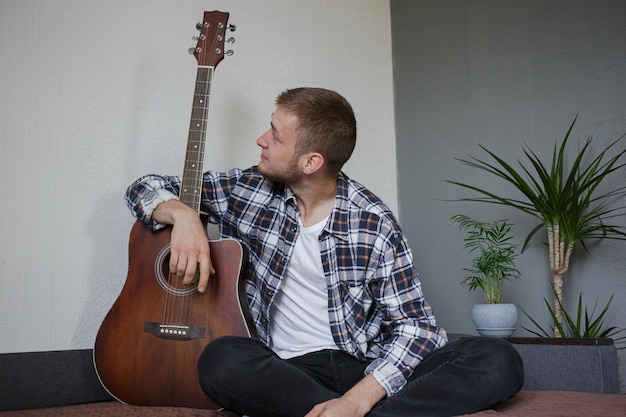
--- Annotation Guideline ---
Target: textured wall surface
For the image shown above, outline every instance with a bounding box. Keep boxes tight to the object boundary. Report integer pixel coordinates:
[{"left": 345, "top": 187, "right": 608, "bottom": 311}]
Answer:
[
  {"left": 0, "top": 0, "right": 396, "bottom": 353},
  {"left": 392, "top": 0, "right": 626, "bottom": 391}
]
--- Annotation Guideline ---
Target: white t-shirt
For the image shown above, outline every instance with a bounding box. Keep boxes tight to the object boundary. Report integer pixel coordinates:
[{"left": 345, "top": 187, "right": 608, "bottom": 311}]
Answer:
[{"left": 269, "top": 215, "right": 337, "bottom": 359}]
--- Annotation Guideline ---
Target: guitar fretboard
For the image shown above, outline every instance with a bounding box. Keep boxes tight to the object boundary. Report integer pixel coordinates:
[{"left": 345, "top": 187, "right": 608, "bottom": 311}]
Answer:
[{"left": 180, "top": 66, "right": 213, "bottom": 212}]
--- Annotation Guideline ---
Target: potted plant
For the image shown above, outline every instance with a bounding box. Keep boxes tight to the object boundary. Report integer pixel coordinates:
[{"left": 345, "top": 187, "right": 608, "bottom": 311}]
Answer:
[
  {"left": 451, "top": 214, "right": 521, "bottom": 337},
  {"left": 448, "top": 116, "right": 626, "bottom": 337},
  {"left": 523, "top": 292, "right": 625, "bottom": 342}
]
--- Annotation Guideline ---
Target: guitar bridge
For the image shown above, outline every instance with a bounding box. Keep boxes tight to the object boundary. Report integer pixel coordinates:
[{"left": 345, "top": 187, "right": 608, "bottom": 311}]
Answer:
[{"left": 144, "top": 322, "right": 206, "bottom": 341}]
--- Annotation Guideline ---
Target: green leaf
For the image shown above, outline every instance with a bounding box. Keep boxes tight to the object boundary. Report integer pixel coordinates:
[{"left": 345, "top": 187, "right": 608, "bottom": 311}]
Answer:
[
  {"left": 451, "top": 214, "right": 520, "bottom": 304},
  {"left": 521, "top": 293, "right": 625, "bottom": 339}
]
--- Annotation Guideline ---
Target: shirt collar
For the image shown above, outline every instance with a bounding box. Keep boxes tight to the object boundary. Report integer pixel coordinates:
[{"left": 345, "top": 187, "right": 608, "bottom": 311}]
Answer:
[
  {"left": 280, "top": 173, "right": 351, "bottom": 242},
  {"left": 327, "top": 172, "right": 351, "bottom": 241}
]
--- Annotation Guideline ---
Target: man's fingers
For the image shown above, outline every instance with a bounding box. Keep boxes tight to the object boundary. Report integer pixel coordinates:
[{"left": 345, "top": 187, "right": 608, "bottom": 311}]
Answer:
[
  {"left": 169, "top": 251, "right": 181, "bottom": 277},
  {"left": 169, "top": 250, "right": 196, "bottom": 284},
  {"left": 170, "top": 248, "right": 214, "bottom": 293},
  {"left": 182, "top": 254, "right": 199, "bottom": 285},
  {"left": 176, "top": 253, "right": 190, "bottom": 278},
  {"left": 196, "top": 253, "right": 213, "bottom": 293}
]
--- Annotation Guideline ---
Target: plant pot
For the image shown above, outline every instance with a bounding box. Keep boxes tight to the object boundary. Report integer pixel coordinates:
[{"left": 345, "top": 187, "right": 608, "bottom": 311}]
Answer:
[{"left": 472, "top": 303, "right": 517, "bottom": 337}]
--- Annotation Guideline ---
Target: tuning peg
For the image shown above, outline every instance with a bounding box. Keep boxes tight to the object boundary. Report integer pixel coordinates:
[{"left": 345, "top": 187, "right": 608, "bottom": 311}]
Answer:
[
  {"left": 225, "top": 50, "right": 234, "bottom": 56},
  {"left": 188, "top": 47, "right": 196, "bottom": 55},
  {"left": 196, "top": 22, "right": 206, "bottom": 30},
  {"left": 226, "top": 37, "right": 235, "bottom": 44},
  {"left": 228, "top": 24, "right": 236, "bottom": 32}
]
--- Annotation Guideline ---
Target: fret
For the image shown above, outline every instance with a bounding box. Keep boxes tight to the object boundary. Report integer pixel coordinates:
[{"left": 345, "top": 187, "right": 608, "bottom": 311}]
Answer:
[{"left": 179, "top": 66, "right": 214, "bottom": 209}]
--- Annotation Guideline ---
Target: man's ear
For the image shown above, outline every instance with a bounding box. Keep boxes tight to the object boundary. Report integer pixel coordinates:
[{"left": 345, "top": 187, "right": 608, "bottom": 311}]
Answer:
[{"left": 302, "top": 152, "right": 325, "bottom": 175}]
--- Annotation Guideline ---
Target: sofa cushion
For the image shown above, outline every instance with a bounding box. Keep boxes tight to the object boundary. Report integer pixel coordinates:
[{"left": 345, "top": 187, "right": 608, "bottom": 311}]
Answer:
[
  {"left": 0, "top": 402, "right": 238, "bottom": 416},
  {"left": 1, "top": 391, "right": 626, "bottom": 417},
  {"left": 508, "top": 338, "right": 620, "bottom": 394},
  {"left": 0, "top": 349, "right": 113, "bottom": 411}
]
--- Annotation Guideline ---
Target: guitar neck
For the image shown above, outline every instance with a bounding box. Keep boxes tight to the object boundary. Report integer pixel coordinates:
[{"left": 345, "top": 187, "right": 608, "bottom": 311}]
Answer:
[{"left": 180, "top": 66, "right": 214, "bottom": 212}]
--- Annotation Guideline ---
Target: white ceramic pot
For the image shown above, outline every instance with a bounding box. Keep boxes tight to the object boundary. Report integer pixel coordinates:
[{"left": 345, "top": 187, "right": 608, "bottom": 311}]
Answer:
[{"left": 472, "top": 303, "right": 518, "bottom": 337}]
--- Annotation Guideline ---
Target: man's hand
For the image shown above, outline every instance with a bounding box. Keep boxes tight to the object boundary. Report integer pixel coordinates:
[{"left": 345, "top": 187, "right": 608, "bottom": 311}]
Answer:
[
  {"left": 305, "top": 397, "right": 366, "bottom": 417},
  {"left": 305, "top": 374, "right": 386, "bottom": 417},
  {"left": 153, "top": 200, "right": 214, "bottom": 292}
]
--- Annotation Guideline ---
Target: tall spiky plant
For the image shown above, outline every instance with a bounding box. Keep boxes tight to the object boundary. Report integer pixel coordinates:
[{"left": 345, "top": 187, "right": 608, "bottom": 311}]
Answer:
[{"left": 448, "top": 117, "right": 626, "bottom": 336}]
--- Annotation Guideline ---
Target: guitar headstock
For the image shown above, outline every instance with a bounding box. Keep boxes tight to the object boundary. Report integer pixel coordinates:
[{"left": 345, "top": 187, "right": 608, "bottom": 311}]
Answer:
[{"left": 190, "top": 11, "right": 235, "bottom": 68}]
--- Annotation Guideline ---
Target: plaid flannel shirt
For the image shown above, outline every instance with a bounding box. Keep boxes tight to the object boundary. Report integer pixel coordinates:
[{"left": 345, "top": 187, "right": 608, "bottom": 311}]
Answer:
[{"left": 125, "top": 166, "right": 447, "bottom": 396}]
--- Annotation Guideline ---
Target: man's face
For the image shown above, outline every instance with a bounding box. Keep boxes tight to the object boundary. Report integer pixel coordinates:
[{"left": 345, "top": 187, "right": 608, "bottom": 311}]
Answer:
[{"left": 256, "top": 108, "right": 304, "bottom": 184}]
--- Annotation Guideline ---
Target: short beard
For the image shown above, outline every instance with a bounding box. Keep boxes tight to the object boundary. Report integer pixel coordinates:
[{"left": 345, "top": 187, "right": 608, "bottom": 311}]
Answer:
[{"left": 258, "top": 155, "right": 303, "bottom": 184}]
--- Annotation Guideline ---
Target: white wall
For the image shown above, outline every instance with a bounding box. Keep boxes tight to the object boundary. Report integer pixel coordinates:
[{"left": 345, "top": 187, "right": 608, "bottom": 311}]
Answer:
[{"left": 0, "top": 0, "right": 396, "bottom": 353}]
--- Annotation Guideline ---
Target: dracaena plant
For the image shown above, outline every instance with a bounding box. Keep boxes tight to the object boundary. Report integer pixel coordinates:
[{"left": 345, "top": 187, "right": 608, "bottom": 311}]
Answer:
[
  {"left": 448, "top": 117, "right": 626, "bottom": 337},
  {"left": 521, "top": 293, "right": 626, "bottom": 344},
  {"left": 452, "top": 214, "right": 521, "bottom": 304}
]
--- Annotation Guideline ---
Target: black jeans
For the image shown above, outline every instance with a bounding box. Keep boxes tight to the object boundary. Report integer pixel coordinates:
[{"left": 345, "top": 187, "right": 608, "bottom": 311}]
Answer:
[{"left": 197, "top": 336, "right": 524, "bottom": 417}]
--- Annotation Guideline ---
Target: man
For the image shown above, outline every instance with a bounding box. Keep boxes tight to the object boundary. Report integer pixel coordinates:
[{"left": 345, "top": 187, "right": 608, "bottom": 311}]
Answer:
[{"left": 126, "top": 87, "right": 523, "bottom": 417}]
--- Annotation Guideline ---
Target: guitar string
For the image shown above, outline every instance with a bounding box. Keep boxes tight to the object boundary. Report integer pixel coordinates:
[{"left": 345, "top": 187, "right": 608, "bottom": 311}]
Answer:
[
  {"left": 163, "top": 16, "right": 220, "bottom": 329},
  {"left": 181, "top": 28, "right": 215, "bottom": 325}
]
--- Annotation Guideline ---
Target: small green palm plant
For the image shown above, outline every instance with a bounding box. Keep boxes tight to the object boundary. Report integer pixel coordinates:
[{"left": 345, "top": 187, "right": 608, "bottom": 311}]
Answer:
[
  {"left": 448, "top": 117, "right": 626, "bottom": 336},
  {"left": 522, "top": 293, "right": 626, "bottom": 345},
  {"left": 452, "top": 214, "right": 521, "bottom": 304}
]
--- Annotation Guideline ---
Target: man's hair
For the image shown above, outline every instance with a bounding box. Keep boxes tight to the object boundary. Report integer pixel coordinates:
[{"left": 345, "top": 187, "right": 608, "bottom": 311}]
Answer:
[{"left": 275, "top": 87, "right": 357, "bottom": 175}]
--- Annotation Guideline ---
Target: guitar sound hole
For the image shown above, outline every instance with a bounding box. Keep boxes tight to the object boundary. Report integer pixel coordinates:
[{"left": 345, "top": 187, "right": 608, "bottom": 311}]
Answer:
[{"left": 155, "top": 244, "right": 198, "bottom": 296}]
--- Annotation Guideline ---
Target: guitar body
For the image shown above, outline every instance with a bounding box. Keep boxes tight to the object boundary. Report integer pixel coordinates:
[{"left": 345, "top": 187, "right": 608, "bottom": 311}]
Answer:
[
  {"left": 94, "top": 11, "right": 249, "bottom": 408},
  {"left": 94, "top": 220, "right": 255, "bottom": 408}
]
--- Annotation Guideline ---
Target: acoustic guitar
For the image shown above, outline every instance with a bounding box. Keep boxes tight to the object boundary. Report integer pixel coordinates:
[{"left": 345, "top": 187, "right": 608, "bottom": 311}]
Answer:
[{"left": 94, "top": 11, "right": 256, "bottom": 409}]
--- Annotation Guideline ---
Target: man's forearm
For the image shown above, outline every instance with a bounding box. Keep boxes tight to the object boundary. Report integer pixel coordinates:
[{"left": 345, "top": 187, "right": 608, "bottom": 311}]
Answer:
[
  {"left": 152, "top": 199, "right": 192, "bottom": 225},
  {"left": 343, "top": 374, "right": 387, "bottom": 413}
]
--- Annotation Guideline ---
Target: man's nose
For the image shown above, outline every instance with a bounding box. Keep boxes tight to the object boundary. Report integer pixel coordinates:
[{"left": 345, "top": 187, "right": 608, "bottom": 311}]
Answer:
[{"left": 256, "top": 130, "right": 270, "bottom": 147}]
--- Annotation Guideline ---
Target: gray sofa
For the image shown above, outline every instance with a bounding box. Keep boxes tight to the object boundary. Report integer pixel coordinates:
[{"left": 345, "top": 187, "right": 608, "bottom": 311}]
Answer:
[
  {"left": 506, "top": 337, "right": 621, "bottom": 394},
  {"left": 0, "top": 335, "right": 623, "bottom": 416}
]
